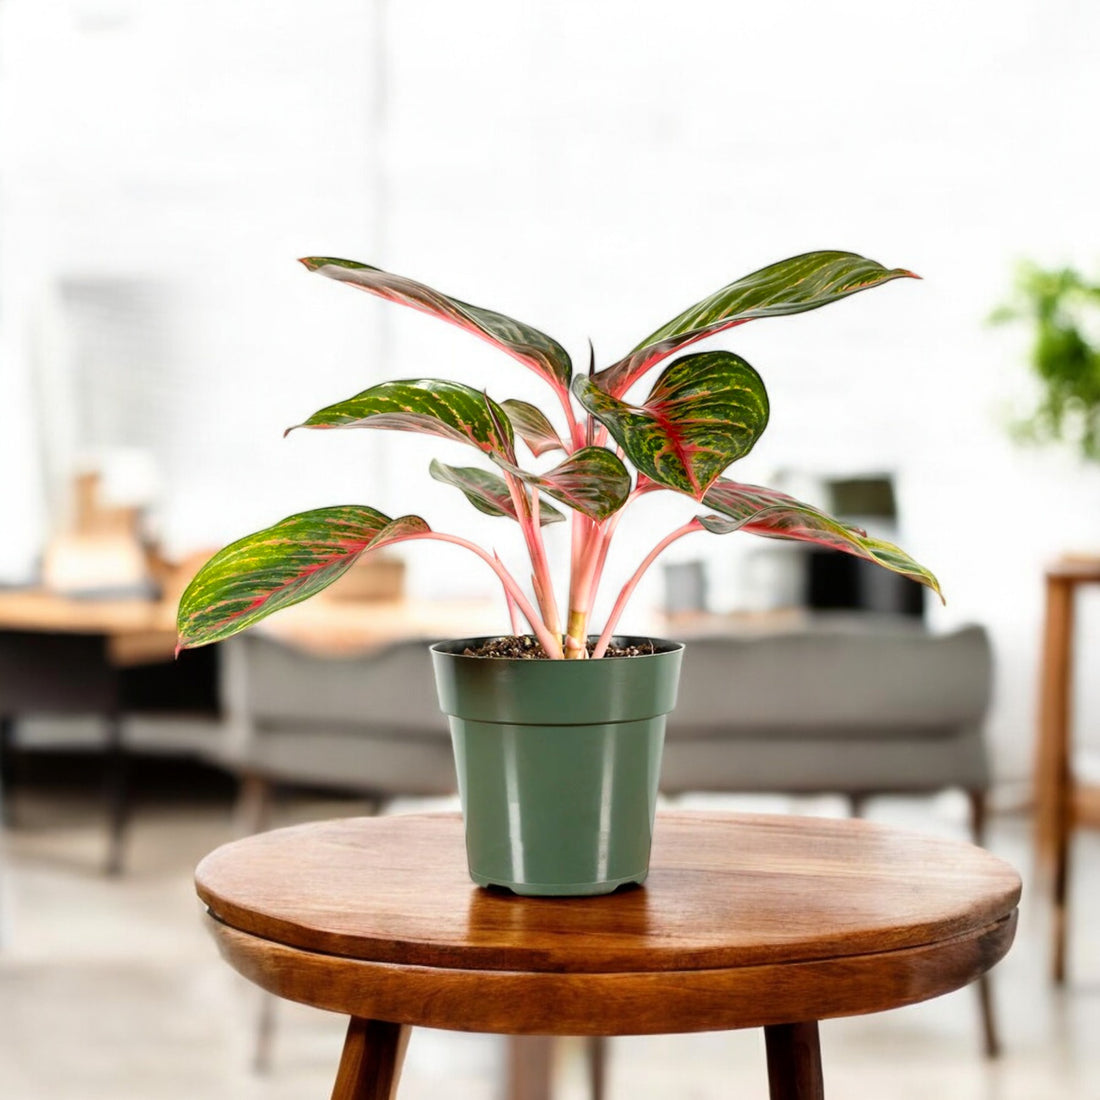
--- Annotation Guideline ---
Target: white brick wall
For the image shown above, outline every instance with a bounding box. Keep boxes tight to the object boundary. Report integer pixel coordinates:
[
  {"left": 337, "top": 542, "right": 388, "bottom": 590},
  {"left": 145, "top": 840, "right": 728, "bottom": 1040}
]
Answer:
[{"left": 2, "top": 0, "right": 1099, "bottom": 781}]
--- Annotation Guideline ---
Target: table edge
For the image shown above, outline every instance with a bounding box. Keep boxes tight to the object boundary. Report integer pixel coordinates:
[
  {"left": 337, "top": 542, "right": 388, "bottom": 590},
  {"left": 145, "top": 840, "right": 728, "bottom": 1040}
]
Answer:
[
  {"left": 195, "top": 811, "right": 1022, "bottom": 975},
  {"left": 204, "top": 909, "right": 1018, "bottom": 1035}
]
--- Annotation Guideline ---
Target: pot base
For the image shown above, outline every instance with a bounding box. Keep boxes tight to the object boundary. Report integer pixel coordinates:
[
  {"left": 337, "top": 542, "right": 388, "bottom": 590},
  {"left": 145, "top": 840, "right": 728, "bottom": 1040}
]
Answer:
[{"left": 472, "top": 870, "right": 649, "bottom": 897}]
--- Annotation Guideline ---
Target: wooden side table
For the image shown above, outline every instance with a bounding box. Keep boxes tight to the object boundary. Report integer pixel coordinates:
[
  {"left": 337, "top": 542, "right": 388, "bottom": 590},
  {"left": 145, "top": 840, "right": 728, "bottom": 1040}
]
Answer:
[
  {"left": 196, "top": 812, "right": 1019, "bottom": 1100},
  {"left": 1034, "top": 557, "right": 1100, "bottom": 982}
]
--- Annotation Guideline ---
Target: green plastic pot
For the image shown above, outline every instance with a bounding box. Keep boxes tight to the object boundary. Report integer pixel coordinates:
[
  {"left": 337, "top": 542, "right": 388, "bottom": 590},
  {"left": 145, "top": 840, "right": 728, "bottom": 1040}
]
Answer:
[{"left": 431, "top": 636, "right": 684, "bottom": 896}]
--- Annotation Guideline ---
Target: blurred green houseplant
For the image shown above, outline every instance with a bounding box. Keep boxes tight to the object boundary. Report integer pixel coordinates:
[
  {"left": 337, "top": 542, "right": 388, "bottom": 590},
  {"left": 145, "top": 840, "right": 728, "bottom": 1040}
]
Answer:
[
  {"left": 176, "top": 251, "right": 940, "bottom": 659},
  {"left": 991, "top": 261, "right": 1100, "bottom": 461}
]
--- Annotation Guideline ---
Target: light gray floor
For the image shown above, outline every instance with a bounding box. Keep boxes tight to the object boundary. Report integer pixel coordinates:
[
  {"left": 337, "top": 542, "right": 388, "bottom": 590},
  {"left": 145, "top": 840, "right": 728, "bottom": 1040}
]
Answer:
[{"left": 1, "top": 786, "right": 1097, "bottom": 1100}]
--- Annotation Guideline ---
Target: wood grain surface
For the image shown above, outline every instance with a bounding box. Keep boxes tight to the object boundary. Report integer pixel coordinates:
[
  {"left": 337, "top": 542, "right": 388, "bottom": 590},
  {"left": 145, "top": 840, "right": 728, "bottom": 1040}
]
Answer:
[
  {"left": 204, "top": 910, "right": 1016, "bottom": 1036},
  {"left": 195, "top": 812, "right": 1021, "bottom": 975},
  {"left": 765, "top": 1022, "right": 823, "bottom": 1100},
  {"left": 330, "top": 1018, "right": 409, "bottom": 1100}
]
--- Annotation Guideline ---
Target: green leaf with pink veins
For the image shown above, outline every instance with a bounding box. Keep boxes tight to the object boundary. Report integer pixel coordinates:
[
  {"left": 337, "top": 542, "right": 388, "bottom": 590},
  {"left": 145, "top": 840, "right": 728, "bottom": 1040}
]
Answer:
[
  {"left": 176, "top": 506, "right": 431, "bottom": 650},
  {"left": 699, "top": 478, "right": 943, "bottom": 601},
  {"left": 287, "top": 379, "right": 515, "bottom": 461},
  {"left": 429, "top": 459, "right": 566, "bottom": 525},
  {"left": 497, "top": 447, "right": 632, "bottom": 522},
  {"left": 573, "top": 350, "right": 769, "bottom": 499},
  {"left": 299, "top": 257, "right": 573, "bottom": 389},
  {"left": 500, "top": 399, "right": 567, "bottom": 456},
  {"left": 596, "top": 251, "right": 918, "bottom": 396}
]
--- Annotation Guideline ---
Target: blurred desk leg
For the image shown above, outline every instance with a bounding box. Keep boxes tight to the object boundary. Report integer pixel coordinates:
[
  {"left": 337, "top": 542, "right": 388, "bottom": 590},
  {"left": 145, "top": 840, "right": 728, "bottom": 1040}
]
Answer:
[
  {"left": 1034, "top": 561, "right": 1100, "bottom": 983},
  {"left": 0, "top": 630, "right": 123, "bottom": 871},
  {"left": 0, "top": 714, "right": 15, "bottom": 826}
]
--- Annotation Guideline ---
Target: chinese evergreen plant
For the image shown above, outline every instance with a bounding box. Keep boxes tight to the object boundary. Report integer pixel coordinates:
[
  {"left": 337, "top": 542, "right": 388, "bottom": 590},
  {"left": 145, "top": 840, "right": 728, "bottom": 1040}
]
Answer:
[{"left": 177, "top": 251, "right": 940, "bottom": 659}]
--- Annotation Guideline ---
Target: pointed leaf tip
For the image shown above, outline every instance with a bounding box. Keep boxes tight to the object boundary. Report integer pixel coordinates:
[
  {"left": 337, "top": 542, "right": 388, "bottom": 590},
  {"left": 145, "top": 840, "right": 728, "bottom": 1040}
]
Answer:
[
  {"left": 699, "top": 479, "right": 942, "bottom": 600},
  {"left": 598, "top": 251, "right": 918, "bottom": 395}
]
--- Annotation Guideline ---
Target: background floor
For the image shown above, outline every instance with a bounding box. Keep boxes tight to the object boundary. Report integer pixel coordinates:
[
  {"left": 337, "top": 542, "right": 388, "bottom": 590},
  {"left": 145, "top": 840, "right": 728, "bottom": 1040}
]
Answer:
[{"left": 0, "top": 769, "right": 1097, "bottom": 1100}]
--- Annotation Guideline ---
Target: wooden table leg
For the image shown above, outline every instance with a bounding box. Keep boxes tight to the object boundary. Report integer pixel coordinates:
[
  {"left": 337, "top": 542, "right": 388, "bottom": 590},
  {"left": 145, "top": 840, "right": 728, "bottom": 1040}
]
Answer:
[
  {"left": 507, "top": 1036, "right": 554, "bottom": 1100},
  {"left": 765, "top": 1021, "right": 824, "bottom": 1100},
  {"left": 1034, "top": 574, "right": 1074, "bottom": 983},
  {"left": 331, "top": 1018, "right": 410, "bottom": 1100},
  {"left": 1053, "top": 825, "right": 1072, "bottom": 985}
]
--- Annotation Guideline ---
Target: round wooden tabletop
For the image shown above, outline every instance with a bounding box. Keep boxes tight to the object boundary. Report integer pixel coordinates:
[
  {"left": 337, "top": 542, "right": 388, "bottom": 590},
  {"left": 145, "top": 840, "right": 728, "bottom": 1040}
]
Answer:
[{"left": 196, "top": 811, "right": 1020, "bottom": 1036}]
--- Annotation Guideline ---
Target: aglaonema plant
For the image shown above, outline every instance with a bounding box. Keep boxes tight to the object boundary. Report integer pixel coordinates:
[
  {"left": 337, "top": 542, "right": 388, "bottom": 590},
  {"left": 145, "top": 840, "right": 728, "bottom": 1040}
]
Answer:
[{"left": 176, "top": 250, "right": 941, "bottom": 660}]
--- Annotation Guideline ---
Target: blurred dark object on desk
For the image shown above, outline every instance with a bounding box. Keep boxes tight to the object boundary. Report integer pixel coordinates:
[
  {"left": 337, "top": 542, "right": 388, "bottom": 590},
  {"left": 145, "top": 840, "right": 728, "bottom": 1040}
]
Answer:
[
  {"left": 806, "top": 551, "right": 925, "bottom": 617},
  {"left": 803, "top": 473, "right": 925, "bottom": 619}
]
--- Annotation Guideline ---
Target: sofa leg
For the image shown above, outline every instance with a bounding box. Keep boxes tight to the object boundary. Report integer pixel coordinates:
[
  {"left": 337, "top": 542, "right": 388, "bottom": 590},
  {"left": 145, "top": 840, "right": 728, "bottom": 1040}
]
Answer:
[
  {"left": 967, "top": 789, "right": 987, "bottom": 847},
  {"left": 235, "top": 773, "right": 274, "bottom": 836},
  {"left": 846, "top": 793, "right": 869, "bottom": 819}
]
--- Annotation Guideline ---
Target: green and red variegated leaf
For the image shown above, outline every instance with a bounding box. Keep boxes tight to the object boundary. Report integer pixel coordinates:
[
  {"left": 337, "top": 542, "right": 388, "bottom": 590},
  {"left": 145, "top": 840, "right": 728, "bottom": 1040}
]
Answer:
[
  {"left": 699, "top": 479, "right": 942, "bottom": 601},
  {"left": 498, "top": 447, "right": 632, "bottom": 521},
  {"left": 429, "top": 458, "right": 565, "bottom": 525},
  {"left": 596, "top": 251, "right": 918, "bottom": 396},
  {"left": 500, "top": 398, "right": 566, "bottom": 457},
  {"left": 299, "top": 257, "right": 572, "bottom": 390},
  {"left": 176, "top": 507, "right": 430, "bottom": 650},
  {"left": 573, "top": 351, "right": 768, "bottom": 499},
  {"left": 288, "top": 379, "right": 514, "bottom": 459}
]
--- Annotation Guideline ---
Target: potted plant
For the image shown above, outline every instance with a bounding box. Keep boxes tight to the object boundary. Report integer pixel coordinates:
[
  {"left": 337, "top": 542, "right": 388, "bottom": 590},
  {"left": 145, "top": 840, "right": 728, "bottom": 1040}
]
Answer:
[
  {"left": 990, "top": 260, "right": 1100, "bottom": 461},
  {"left": 177, "top": 250, "right": 940, "bottom": 896}
]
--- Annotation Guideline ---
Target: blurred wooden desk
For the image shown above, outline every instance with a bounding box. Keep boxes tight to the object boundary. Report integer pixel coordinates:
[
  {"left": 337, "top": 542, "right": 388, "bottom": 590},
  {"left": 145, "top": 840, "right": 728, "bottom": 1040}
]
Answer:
[
  {"left": 1034, "top": 557, "right": 1100, "bottom": 982},
  {"left": 0, "top": 589, "right": 504, "bottom": 664},
  {"left": 0, "top": 590, "right": 201, "bottom": 871},
  {"left": 0, "top": 588, "right": 177, "bottom": 666},
  {"left": 255, "top": 596, "right": 503, "bottom": 656}
]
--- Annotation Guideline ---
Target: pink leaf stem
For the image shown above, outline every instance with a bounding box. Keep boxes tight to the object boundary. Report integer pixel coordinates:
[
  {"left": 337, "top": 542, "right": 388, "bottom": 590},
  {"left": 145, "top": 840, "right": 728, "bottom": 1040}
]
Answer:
[
  {"left": 494, "top": 550, "right": 522, "bottom": 636},
  {"left": 582, "top": 478, "right": 663, "bottom": 624},
  {"left": 557, "top": 383, "right": 586, "bottom": 451},
  {"left": 503, "top": 468, "right": 561, "bottom": 637},
  {"left": 579, "top": 513, "right": 621, "bottom": 624},
  {"left": 591, "top": 519, "right": 703, "bottom": 658},
  {"left": 404, "top": 531, "right": 563, "bottom": 658}
]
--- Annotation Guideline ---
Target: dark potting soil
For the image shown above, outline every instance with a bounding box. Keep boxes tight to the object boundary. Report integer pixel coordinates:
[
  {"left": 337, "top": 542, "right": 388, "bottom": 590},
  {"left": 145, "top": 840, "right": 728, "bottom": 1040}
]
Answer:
[{"left": 462, "top": 635, "right": 657, "bottom": 659}]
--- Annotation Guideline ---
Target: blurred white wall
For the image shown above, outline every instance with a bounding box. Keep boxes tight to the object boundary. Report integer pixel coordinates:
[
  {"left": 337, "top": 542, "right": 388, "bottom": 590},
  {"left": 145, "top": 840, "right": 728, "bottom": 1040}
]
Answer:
[{"left": 2, "top": 0, "right": 1099, "bottom": 782}]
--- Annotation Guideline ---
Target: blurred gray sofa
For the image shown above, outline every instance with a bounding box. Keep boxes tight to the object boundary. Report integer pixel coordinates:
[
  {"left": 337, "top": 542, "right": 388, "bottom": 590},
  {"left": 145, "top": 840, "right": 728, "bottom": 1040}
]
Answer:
[
  {"left": 211, "top": 617, "right": 993, "bottom": 829},
  {"left": 663, "top": 617, "right": 991, "bottom": 806},
  {"left": 213, "top": 635, "right": 455, "bottom": 830}
]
